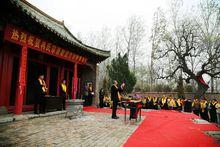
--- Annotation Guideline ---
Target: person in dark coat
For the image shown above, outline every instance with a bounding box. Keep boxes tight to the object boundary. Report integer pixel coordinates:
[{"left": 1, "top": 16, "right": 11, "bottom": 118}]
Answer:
[
  {"left": 209, "top": 99, "right": 218, "bottom": 123},
  {"left": 99, "top": 88, "right": 104, "bottom": 108},
  {"left": 34, "top": 74, "right": 47, "bottom": 114},
  {"left": 87, "top": 84, "right": 94, "bottom": 106},
  {"left": 146, "top": 97, "right": 153, "bottom": 109},
  {"left": 83, "top": 85, "right": 89, "bottom": 106},
  {"left": 60, "top": 79, "right": 67, "bottom": 110},
  {"left": 184, "top": 99, "right": 192, "bottom": 112},
  {"left": 111, "top": 80, "right": 125, "bottom": 119},
  {"left": 200, "top": 99, "right": 209, "bottom": 121},
  {"left": 163, "top": 98, "right": 169, "bottom": 110}
]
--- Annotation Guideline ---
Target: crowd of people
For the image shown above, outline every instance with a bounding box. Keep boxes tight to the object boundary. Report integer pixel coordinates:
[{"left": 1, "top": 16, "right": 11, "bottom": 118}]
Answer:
[
  {"left": 142, "top": 96, "right": 220, "bottom": 123},
  {"left": 32, "top": 73, "right": 220, "bottom": 123},
  {"left": 139, "top": 96, "right": 219, "bottom": 122},
  {"left": 101, "top": 93, "right": 220, "bottom": 123}
]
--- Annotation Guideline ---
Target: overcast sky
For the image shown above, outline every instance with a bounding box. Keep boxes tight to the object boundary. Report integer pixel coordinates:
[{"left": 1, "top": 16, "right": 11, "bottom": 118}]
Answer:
[
  {"left": 26, "top": 0, "right": 202, "bottom": 67},
  {"left": 27, "top": 0, "right": 200, "bottom": 35},
  {"left": 26, "top": 0, "right": 216, "bottom": 82}
]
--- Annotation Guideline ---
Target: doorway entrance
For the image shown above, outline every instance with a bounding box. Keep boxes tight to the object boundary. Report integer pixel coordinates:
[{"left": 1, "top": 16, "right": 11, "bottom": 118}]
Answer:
[
  {"left": 49, "top": 66, "right": 59, "bottom": 96},
  {"left": 9, "top": 56, "right": 19, "bottom": 106},
  {"left": 64, "top": 69, "right": 73, "bottom": 99},
  {"left": 26, "top": 61, "right": 47, "bottom": 105}
]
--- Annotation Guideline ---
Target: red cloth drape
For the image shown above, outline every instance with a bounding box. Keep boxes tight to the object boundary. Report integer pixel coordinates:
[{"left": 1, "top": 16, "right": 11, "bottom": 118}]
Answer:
[{"left": 196, "top": 75, "right": 209, "bottom": 88}]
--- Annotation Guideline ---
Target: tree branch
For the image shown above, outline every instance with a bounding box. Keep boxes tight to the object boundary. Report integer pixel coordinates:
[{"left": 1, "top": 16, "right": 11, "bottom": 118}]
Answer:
[{"left": 157, "top": 65, "right": 181, "bottom": 79}]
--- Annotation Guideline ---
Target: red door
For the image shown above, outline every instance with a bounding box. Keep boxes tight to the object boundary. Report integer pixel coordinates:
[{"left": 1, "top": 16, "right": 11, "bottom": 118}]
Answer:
[{"left": 0, "top": 45, "right": 14, "bottom": 110}]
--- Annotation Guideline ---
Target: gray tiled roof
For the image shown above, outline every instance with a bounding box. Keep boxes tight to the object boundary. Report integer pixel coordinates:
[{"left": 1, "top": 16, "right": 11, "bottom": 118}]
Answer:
[{"left": 10, "top": 0, "right": 110, "bottom": 58}]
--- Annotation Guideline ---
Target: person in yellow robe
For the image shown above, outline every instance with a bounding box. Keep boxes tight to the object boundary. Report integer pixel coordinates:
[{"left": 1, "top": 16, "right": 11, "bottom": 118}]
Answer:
[
  {"left": 103, "top": 96, "right": 112, "bottom": 108},
  {"left": 176, "top": 98, "right": 182, "bottom": 111},
  {"left": 160, "top": 96, "right": 167, "bottom": 109},
  {"left": 169, "top": 97, "right": 177, "bottom": 110},
  {"left": 192, "top": 98, "right": 200, "bottom": 116},
  {"left": 60, "top": 79, "right": 67, "bottom": 110},
  {"left": 34, "top": 74, "right": 47, "bottom": 114}
]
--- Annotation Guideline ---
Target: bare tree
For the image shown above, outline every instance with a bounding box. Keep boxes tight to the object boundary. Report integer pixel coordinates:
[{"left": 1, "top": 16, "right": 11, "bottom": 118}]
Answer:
[
  {"left": 153, "top": 0, "right": 220, "bottom": 98},
  {"left": 150, "top": 7, "right": 166, "bottom": 91},
  {"left": 198, "top": 0, "right": 220, "bottom": 92},
  {"left": 135, "top": 63, "right": 148, "bottom": 89},
  {"left": 123, "top": 16, "right": 145, "bottom": 73},
  {"left": 113, "top": 26, "right": 126, "bottom": 57}
]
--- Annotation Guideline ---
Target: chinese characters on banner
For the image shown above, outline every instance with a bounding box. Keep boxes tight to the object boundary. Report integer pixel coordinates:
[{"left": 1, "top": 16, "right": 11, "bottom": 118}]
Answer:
[{"left": 4, "top": 24, "right": 88, "bottom": 64}]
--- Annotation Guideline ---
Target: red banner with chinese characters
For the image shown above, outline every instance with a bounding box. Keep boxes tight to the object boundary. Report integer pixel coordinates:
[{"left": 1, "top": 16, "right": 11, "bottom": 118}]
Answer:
[{"left": 3, "top": 24, "right": 87, "bottom": 64}]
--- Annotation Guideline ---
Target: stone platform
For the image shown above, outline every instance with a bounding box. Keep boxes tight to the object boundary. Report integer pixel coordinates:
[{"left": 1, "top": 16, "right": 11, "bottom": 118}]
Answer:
[{"left": 0, "top": 112, "right": 141, "bottom": 147}]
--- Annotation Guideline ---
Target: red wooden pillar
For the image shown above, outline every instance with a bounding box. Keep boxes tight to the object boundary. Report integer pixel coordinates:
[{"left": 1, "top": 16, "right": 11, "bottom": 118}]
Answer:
[
  {"left": 72, "top": 63, "right": 78, "bottom": 99},
  {"left": 14, "top": 45, "right": 28, "bottom": 115}
]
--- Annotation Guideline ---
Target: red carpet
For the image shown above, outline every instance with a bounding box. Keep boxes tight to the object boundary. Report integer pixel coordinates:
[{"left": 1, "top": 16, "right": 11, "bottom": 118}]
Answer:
[{"left": 84, "top": 107, "right": 220, "bottom": 147}]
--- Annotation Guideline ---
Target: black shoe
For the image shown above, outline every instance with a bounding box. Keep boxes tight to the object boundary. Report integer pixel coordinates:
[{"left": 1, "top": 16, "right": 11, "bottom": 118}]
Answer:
[
  {"left": 40, "top": 111, "right": 45, "bottom": 114},
  {"left": 112, "top": 116, "right": 119, "bottom": 119}
]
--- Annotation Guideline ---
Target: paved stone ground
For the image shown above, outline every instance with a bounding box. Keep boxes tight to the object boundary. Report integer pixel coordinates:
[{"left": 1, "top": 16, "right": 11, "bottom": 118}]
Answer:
[{"left": 0, "top": 112, "right": 142, "bottom": 147}]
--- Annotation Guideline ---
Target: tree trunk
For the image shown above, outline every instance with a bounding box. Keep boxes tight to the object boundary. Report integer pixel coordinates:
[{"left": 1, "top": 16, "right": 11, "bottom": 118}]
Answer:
[
  {"left": 133, "top": 56, "right": 136, "bottom": 74},
  {"left": 211, "top": 77, "right": 214, "bottom": 93},
  {"left": 195, "top": 81, "right": 209, "bottom": 99},
  {"left": 177, "top": 75, "right": 185, "bottom": 98}
]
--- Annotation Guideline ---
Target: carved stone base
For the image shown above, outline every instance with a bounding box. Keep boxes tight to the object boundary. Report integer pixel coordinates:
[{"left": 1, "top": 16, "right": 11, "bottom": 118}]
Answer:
[
  {"left": 65, "top": 99, "right": 84, "bottom": 119},
  {"left": 0, "top": 106, "right": 8, "bottom": 115}
]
